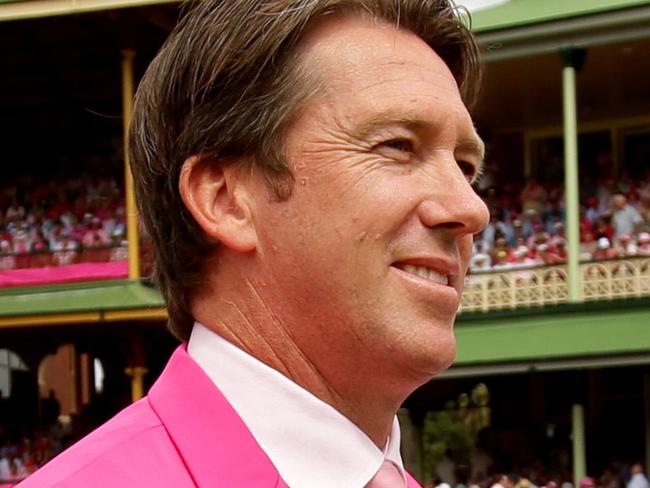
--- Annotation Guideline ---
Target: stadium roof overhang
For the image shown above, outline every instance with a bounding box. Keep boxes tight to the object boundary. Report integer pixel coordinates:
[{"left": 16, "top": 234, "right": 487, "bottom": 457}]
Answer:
[
  {"left": 472, "top": 0, "right": 650, "bottom": 62},
  {"left": 470, "top": 0, "right": 650, "bottom": 132},
  {"left": 0, "top": 280, "right": 167, "bottom": 327},
  {"left": 0, "top": 0, "right": 179, "bottom": 22},
  {"left": 442, "top": 299, "right": 650, "bottom": 378}
]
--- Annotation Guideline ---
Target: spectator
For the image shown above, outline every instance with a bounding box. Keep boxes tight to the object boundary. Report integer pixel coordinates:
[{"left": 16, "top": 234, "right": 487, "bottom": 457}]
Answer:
[
  {"left": 30, "top": 230, "right": 49, "bottom": 254},
  {"left": 550, "top": 222, "right": 566, "bottom": 248},
  {"left": 585, "top": 197, "right": 600, "bottom": 224},
  {"left": 436, "top": 450, "right": 457, "bottom": 487},
  {"left": 52, "top": 230, "right": 78, "bottom": 266},
  {"left": 616, "top": 234, "right": 638, "bottom": 257},
  {"left": 638, "top": 232, "right": 650, "bottom": 256},
  {"left": 521, "top": 179, "right": 547, "bottom": 217},
  {"left": 627, "top": 464, "right": 650, "bottom": 488},
  {"left": 593, "top": 237, "right": 619, "bottom": 261},
  {"left": 5, "top": 197, "right": 25, "bottom": 221},
  {"left": 544, "top": 240, "right": 568, "bottom": 264},
  {"left": 471, "top": 243, "right": 492, "bottom": 272},
  {"left": 594, "top": 217, "right": 614, "bottom": 241},
  {"left": 109, "top": 230, "right": 128, "bottom": 262},
  {"left": 0, "top": 240, "right": 15, "bottom": 271},
  {"left": 11, "top": 224, "right": 31, "bottom": 254},
  {"left": 611, "top": 194, "right": 642, "bottom": 240},
  {"left": 81, "top": 217, "right": 109, "bottom": 249},
  {"left": 597, "top": 177, "right": 616, "bottom": 216}
]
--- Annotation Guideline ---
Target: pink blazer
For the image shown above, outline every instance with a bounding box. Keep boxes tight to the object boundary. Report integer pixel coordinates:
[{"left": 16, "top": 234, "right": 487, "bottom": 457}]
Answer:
[{"left": 18, "top": 346, "right": 422, "bottom": 487}]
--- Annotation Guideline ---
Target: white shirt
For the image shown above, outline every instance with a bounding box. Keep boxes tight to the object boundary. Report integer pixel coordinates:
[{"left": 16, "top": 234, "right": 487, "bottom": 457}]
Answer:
[
  {"left": 188, "top": 322, "right": 406, "bottom": 488},
  {"left": 628, "top": 473, "right": 650, "bottom": 488}
]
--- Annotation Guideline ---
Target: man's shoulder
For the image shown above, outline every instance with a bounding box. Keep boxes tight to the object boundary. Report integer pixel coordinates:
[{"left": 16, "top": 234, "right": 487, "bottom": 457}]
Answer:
[{"left": 17, "top": 397, "right": 194, "bottom": 488}]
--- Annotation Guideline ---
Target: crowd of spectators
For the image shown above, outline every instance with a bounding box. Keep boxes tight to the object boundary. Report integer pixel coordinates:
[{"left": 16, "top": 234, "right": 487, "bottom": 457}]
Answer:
[
  {"left": 475, "top": 462, "right": 649, "bottom": 488},
  {"left": 0, "top": 434, "right": 62, "bottom": 484},
  {"left": 471, "top": 172, "right": 650, "bottom": 273},
  {"left": 430, "top": 448, "right": 649, "bottom": 488},
  {"left": 3, "top": 170, "right": 650, "bottom": 275},
  {"left": 0, "top": 174, "right": 128, "bottom": 271}
]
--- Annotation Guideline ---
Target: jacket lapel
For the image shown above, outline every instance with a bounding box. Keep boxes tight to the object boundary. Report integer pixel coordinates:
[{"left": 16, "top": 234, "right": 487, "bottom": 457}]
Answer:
[
  {"left": 148, "top": 346, "right": 282, "bottom": 487},
  {"left": 406, "top": 471, "right": 423, "bottom": 488}
]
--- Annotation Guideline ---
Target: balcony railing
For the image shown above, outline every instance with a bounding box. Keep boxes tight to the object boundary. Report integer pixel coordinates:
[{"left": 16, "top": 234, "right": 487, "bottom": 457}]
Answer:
[
  {"left": 0, "top": 245, "right": 129, "bottom": 287},
  {"left": 460, "top": 256, "right": 650, "bottom": 313}
]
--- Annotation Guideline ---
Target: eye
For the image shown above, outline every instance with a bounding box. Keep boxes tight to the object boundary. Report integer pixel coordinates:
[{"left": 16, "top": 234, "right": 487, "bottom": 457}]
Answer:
[
  {"left": 373, "top": 138, "right": 415, "bottom": 163},
  {"left": 457, "top": 160, "right": 479, "bottom": 183},
  {"left": 379, "top": 138, "right": 414, "bottom": 153}
]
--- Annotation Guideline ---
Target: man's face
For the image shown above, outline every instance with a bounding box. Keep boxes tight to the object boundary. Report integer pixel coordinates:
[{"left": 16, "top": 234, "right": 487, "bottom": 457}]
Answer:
[
  {"left": 613, "top": 195, "right": 626, "bottom": 210},
  {"left": 249, "top": 17, "right": 489, "bottom": 390}
]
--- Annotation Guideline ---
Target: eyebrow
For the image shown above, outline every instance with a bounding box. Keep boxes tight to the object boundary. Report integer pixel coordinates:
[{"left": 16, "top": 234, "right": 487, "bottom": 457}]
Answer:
[
  {"left": 353, "top": 113, "right": 486, "bottom": 170},
  {"left": 351, "top": 113, "right": 433, "bottom": 139}
]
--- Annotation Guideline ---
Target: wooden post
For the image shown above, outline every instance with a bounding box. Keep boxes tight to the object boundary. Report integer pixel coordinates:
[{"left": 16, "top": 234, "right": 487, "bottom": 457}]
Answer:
[
  {"left": 125, "top": 335, "right": 147, "bottom": 402},
  {"left": 68, "top": 344, "right": 80, "bottom": 415},
  {"left": 121, "top": 49, "right": 140, "bottom": 280}
]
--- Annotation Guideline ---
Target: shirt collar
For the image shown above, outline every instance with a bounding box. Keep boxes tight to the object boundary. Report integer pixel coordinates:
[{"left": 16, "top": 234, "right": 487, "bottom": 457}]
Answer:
[{"left": 188, "top": 322, "right": 406, "bottom": 488}]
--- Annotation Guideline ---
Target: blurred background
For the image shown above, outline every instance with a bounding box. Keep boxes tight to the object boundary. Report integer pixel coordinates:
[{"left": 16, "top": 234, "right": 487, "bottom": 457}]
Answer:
[{"left": 0, "top": 0, "right": 649, "bottom": 486}]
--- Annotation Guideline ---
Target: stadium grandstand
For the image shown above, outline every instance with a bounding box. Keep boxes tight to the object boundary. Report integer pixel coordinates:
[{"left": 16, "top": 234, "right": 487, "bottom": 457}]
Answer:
[{"left": 0, "top": 0, "right": 649, "bottom": 486}]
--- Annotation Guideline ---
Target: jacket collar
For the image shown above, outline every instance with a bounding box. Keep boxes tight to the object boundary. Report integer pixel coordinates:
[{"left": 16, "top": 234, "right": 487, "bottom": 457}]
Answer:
[{"left": 148, "top": 346, "right": 285, "bottom": 487}]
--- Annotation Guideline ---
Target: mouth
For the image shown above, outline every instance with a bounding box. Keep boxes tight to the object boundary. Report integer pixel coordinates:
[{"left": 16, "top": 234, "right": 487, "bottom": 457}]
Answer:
[
  {"left": 390, "top": 259, "right": 461, "bottom": 314},
  {"left": 392, "top": 263, "right": 450, "bottom": 286}
]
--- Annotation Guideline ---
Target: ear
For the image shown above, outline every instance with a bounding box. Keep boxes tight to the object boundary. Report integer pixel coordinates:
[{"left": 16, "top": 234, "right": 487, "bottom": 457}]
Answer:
[{"left": 178, "top": 156, "right": 258, "bottom": 253}]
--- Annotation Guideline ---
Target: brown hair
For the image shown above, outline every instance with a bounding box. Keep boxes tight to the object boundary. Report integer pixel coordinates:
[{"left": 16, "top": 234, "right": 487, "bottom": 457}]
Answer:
[{"left": 129, "top": 0, "right": 481, "bottom": 341}]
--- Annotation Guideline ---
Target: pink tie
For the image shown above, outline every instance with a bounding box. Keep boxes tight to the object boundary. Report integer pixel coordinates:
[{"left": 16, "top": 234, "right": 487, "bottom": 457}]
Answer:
[{"left": 366, "top": 460, "right": 406, "bottom": 488}]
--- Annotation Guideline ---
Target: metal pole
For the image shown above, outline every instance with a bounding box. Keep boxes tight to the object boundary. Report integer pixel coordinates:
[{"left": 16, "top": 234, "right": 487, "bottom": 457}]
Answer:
[
  {"left": 121, "top": 49, "right": 140, "bottom": 280},
  {"left": 572, "top": 404, "right": 587, "bottom": 485},
  {"left": 561, "top": 50, "right": 583, "bottom": 303}
]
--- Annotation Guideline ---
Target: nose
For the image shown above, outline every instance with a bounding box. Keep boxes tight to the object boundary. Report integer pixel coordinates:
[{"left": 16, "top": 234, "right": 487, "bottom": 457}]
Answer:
[{"left": 417, "top": 165, "right": 489, "bottom": 238}]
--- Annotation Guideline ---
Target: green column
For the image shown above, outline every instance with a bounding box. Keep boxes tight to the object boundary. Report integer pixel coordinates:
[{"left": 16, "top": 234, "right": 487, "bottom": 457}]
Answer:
[
  {"left": 572, "top": 404, "right": 586, "bottom": 485},
  {"left": 643, "top": 371, "right": 650, "bottom": 473},
  {"left": 560, "top": 49, "right": 586, "bottom": 303}
]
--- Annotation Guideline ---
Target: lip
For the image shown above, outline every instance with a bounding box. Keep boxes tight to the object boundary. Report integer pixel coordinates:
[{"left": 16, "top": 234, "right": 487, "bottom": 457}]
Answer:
[
  {"left": 391, "top": 256, "right": 464, "bottom": 304},
  {"left": 390, "top": 264, "right": 461, "bottom": 314},
  {"left": 392, "top": 257, "right": 460, "bottom": 285}
]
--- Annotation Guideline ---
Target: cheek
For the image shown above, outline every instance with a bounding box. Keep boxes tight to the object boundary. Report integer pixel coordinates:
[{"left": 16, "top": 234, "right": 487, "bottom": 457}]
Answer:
[{"left": 459, "top": 236, "right": 474, "bottom": 269}]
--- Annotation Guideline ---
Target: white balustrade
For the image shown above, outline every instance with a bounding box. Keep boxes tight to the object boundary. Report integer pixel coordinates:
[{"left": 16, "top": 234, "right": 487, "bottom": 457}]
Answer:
[{"left": 460, "top": 257, "right": 650, "bottom": 313}]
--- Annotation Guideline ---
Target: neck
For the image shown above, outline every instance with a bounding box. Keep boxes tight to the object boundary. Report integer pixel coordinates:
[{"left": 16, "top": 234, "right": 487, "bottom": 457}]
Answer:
[{"left": 191, "top": 265, "right": 404, "bottom": 448}]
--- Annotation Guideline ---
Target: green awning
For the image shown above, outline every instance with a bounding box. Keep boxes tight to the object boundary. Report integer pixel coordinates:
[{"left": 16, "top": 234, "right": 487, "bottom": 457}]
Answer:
[
  {"left": 470, "top": 0, "right": 650, "bottom": 32},
  {"left": 0, "top": 280, "right": 164, "bottom": 318},
  {"left": 454, "top": 303, "right": 650, "bottom": 366}
]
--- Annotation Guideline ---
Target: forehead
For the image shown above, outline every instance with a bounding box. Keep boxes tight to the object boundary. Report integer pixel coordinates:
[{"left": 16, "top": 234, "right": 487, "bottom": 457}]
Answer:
[{"left": 294, "top": 15, "right": 476, "bottom": 138}]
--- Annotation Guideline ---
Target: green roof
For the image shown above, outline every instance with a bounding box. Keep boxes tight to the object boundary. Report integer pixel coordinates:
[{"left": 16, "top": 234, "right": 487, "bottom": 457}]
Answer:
[
  {"left": 454, "top": 302, "right": 650, "bottom": 365},
  {"left": 0, "top": 280, "right": 164, "bottom": 318},
  {"left": 470, "top": 0, "right": 650, "bottom": 32}
]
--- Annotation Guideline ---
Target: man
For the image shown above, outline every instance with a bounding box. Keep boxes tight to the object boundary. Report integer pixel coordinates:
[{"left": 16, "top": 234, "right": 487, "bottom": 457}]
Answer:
[
  {"left": 611, "top": 194, "right": 642, "bottom": 240},
  {"left": 628, "top": 464, "right": 650, "bottom": 488},
  {"left": 19, "top": 1, "right": 488, "bottom": 487}
]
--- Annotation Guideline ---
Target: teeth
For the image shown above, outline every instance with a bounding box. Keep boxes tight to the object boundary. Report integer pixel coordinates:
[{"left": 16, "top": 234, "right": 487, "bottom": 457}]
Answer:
[{"left": 402, "top": 264, "right": 448, "bottom": 285}]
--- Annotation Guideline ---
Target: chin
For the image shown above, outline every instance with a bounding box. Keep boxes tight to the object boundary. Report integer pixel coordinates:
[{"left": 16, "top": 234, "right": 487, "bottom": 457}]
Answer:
[{"left": 401, "top": 333, "right": 457, "bottom": 384}]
